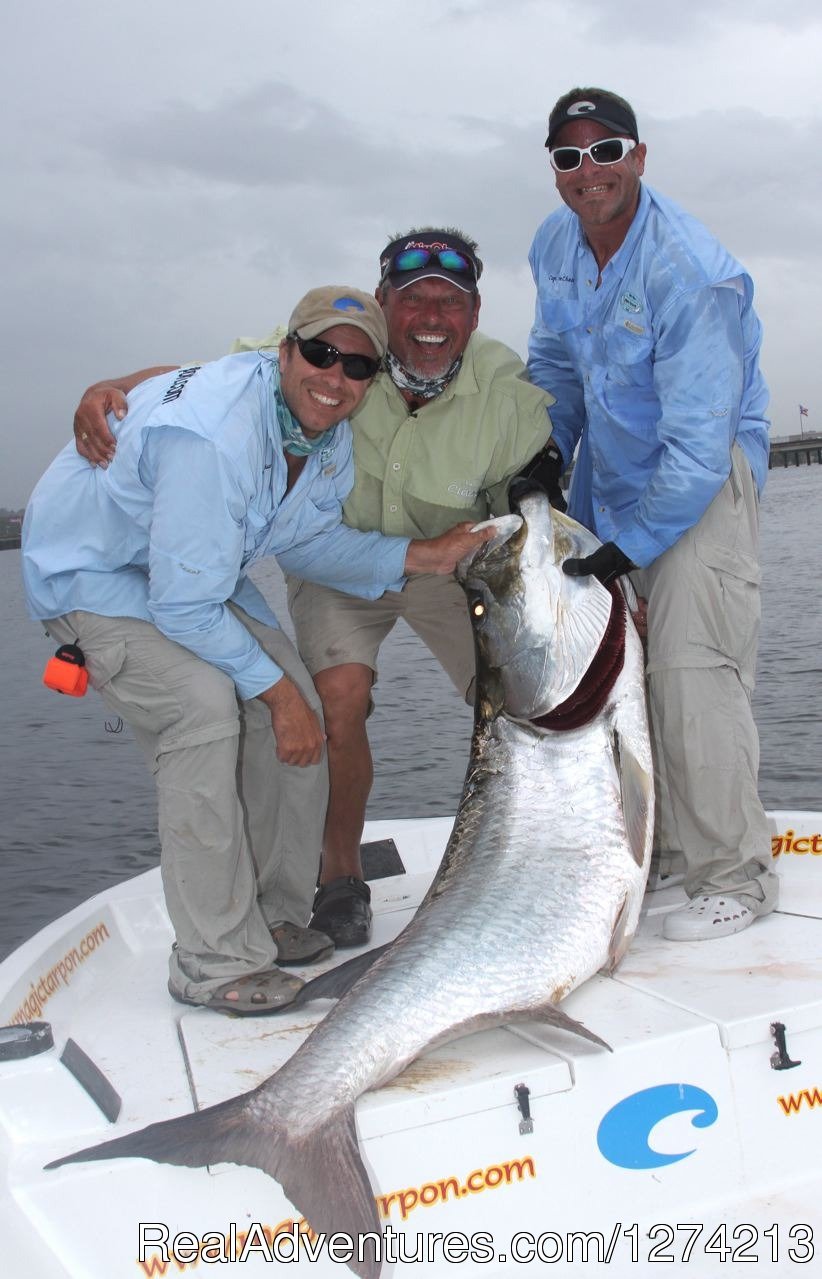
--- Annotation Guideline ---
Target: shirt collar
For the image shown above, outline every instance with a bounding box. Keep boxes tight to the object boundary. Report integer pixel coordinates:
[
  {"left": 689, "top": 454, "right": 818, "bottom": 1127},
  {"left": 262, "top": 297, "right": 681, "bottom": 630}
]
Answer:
[{"left": 376, "top": 333, "right": 480, "bottom": 407}]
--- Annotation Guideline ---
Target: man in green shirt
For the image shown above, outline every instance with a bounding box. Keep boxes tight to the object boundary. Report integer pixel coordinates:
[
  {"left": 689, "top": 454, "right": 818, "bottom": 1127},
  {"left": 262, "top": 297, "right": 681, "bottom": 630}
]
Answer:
[{"left": 73, "top": 227, "right": 558, "bottom": 947}]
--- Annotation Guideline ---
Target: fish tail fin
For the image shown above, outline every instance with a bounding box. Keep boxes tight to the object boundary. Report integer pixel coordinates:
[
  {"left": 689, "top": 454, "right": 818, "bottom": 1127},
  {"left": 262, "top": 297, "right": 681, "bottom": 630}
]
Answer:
[
  {"left": 44, "top": 1091, "right": 255, "bottom": 1173},
  {"left": 278, "top": 1105, "right": 383, "bottom": 1279},
  {"left": 46, "top": 1095, "right": 383, "bottom": 1279}
]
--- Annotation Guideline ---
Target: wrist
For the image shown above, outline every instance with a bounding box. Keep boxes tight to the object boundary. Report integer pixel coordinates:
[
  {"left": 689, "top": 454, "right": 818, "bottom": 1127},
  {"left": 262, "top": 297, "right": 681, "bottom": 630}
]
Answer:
[{"left": 403, "top": 540, "right": 430, "bottom": 574}]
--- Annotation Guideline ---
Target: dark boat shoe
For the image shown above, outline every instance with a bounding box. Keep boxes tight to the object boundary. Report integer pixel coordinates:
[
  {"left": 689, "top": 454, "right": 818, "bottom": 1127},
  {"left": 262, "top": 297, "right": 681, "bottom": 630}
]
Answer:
[
  {"left": 269, "top": 920, "right": 335, "bottom": 966},
  {"left": 310, "top": 876, "right": 372, "bottom": 948}
]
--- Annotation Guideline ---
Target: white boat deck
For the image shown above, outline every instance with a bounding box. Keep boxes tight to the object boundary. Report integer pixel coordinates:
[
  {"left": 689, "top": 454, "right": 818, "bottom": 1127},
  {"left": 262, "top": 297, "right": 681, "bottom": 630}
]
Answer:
[{"left": 2, "top": 811, "right": 821, "bottom": 1276}]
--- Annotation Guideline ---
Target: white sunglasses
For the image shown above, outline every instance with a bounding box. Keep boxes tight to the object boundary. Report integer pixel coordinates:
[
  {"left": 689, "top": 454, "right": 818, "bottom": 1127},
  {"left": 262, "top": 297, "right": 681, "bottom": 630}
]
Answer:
[{"left": 549, "top": 136, "right": 636, "bottom": 173}]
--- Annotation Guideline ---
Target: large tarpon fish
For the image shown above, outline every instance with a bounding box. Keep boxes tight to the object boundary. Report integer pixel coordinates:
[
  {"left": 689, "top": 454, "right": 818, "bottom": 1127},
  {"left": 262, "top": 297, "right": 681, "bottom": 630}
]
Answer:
[{"left": 47, "top": 484, "right": 653, "bottom": 1278}]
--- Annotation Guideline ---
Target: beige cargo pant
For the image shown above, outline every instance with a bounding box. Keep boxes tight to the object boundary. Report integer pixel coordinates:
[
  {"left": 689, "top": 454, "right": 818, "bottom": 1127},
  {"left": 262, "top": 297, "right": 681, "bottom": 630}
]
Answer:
[
  {"left": 631, "top": 445, "right": 778, "bottom": 914},
  {"left": 45, "top": 606, "right": 327, "bottom": 1001}
]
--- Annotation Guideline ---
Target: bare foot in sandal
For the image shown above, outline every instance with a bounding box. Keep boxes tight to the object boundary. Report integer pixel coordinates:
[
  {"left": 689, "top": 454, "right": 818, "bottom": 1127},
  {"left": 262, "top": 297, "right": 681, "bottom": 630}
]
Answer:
[{"left": 170, "top": 967, "right": 304, "bottom": 1016}]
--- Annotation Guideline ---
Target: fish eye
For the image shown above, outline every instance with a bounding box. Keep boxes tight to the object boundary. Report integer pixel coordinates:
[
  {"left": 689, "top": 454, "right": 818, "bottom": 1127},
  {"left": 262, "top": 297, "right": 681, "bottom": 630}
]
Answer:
[{"left": 471, "top": 599, "right": 486, "bottom": 619}]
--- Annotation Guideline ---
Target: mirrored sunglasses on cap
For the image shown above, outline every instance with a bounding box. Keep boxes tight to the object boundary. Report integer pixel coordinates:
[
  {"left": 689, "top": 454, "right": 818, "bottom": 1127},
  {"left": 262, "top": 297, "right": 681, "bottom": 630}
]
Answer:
[
  {"left": 289, "top": 333, "right": 381, "bottom": 381},
  {"left": 384, "top": 247, "right": 478, "bottom": 282},
  {"left": 549, "top": 136, "right": 636, "bottom": 173}
]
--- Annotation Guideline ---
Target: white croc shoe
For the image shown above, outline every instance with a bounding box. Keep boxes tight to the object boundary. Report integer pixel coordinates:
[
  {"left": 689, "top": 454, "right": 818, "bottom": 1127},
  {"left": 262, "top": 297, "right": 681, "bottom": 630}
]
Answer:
[{"left": 663, "top": 894, "right": 756, "bottom": 942}]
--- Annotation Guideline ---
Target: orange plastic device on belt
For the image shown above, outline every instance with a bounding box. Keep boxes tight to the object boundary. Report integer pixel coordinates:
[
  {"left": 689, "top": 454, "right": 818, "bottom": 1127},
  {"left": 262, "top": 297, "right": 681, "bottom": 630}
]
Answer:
[{"left": 43, "top": 643, "right": 89, "bottom": 697}]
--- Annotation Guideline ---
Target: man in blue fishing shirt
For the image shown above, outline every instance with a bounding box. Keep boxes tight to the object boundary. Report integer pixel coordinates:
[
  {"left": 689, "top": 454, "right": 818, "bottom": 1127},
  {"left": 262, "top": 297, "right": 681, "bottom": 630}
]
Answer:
[
  {"left": 22, "top": 286, "right": 491, "bottom": 1012},
  {"left": 527, "top": 88, "right": 777, "bottom": 940}
]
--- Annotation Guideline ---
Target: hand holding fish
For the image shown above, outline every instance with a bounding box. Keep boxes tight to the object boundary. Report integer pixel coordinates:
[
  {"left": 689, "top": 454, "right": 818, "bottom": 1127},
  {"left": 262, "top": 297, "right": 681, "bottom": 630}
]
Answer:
[
  {"left": 510, "top": 440, "right": 567, "bottom": 512},
  {"left": 563, "top": 540, "right": 636, "bottom": 585},
  {"left": 257, "top": 676, "right": 326, "bottom": 766},
  {"left": 404, "top": 521, "right": 495, "bottom": 575}
]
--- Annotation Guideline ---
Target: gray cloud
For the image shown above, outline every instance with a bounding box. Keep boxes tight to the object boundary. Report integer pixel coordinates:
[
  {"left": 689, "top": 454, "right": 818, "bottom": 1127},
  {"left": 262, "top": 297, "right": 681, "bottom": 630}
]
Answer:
[{"left": 2, "top": 0, "right": 821, "bottom": 503}]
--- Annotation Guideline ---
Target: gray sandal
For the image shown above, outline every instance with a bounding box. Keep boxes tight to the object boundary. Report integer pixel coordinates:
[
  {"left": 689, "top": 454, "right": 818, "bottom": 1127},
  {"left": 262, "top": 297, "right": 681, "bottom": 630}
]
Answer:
[{"left": 169, "top": 967, "right": 304, "bottom": 1015}]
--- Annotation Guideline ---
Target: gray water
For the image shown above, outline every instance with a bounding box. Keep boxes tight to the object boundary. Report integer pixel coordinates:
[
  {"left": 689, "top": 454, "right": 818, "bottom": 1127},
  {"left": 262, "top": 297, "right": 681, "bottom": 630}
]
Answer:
[{"left": 2, "top": 464, "right": 821, "bottom": 961}]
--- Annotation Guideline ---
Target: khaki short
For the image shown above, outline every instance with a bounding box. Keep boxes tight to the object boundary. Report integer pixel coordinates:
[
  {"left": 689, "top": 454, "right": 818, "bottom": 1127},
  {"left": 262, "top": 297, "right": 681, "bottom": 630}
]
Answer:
[{"left": 287, "top": 573, "right": 476, "bottom": 700}]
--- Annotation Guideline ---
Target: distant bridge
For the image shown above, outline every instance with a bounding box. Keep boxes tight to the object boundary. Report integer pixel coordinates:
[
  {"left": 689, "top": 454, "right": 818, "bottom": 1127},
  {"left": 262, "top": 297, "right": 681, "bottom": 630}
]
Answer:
[{"left": 769, "top": 431, "right": 822, "bottom": 468}]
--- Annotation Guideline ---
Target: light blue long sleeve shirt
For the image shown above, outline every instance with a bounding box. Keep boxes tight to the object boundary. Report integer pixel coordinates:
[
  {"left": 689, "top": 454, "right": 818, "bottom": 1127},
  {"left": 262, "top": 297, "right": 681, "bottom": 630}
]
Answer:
[
  {"left": 22, "top": 353, "right": 409, "bottom": 698},
  {"left": 527, "top": 184, "right": 770, "bottom": 568}
]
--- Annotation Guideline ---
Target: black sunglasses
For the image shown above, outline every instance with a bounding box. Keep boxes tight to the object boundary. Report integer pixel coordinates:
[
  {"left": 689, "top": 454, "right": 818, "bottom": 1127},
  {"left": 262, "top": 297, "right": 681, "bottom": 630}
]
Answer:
[{"left": 288, "top": 333, "right": 381, "bottom": 382}]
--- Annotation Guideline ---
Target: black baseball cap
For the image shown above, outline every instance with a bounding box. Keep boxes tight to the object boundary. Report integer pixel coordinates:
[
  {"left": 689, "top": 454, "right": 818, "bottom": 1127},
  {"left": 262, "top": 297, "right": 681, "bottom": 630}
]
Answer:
[
  {"left": 379, "top": 230, "right": 482, "bottom": 293},
  {"left": 546, "top": 93, "right": 638, "bottom": 149}
]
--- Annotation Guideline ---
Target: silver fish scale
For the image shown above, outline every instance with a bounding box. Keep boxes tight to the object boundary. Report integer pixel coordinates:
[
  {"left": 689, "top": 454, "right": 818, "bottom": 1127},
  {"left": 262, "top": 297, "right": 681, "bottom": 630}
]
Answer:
[
  {"left": 55, "top": 495, "right": 653, "bottom": 1276},
  {"left": 252, "top": 498, "right": 653, "bottom": 1148},
  {"left": 257, "top": 700, "right": 647, "bottom": 1139}
]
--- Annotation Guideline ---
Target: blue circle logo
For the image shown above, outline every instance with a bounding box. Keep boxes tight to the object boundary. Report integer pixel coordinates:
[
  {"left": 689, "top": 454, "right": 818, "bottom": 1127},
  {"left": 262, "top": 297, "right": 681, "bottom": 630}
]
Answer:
[{"left": 597, "top": 1084, "right": 719, "bottom": 1169}]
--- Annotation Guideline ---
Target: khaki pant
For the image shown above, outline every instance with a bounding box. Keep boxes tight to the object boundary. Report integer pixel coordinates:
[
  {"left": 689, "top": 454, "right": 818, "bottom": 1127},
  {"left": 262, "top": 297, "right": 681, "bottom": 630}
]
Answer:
[
  {"left": 287, "top": 572, "right": 476, "bottom": 699},
  {"left": 631, "top": 446, "right": 777, "bottom": 913},
  {"left": 45, "top": 608, "right": 327, "bottom": 1000}
]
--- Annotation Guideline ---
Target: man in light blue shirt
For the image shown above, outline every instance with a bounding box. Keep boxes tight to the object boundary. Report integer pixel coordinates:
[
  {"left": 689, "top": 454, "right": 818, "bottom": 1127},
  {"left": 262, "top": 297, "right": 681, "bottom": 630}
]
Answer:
[
  {"left": 23, "top": 286, "right": 490, "bottom": 1011},
  {"left": 528, "top": 88, "right": 777, "bottom": 941}
]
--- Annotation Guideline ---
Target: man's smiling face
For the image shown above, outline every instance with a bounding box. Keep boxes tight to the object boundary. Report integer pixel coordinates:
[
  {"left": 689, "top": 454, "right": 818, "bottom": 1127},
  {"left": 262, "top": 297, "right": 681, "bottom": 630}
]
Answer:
[
  {"left": 551, "top": 119, "right": 646, "bottom": 234},
  {"left": 380, "top": 277, "right": 480, "bottom": 378},
  {"left": 278, "top": 324, "right": 377, "bottom": 437}
]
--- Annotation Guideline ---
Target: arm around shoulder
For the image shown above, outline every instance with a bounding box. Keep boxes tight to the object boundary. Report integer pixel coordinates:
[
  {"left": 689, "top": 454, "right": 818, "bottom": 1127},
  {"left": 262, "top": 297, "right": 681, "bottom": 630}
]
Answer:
[{"left": 75, "top": 366, "right": 180, "bottom": 466}]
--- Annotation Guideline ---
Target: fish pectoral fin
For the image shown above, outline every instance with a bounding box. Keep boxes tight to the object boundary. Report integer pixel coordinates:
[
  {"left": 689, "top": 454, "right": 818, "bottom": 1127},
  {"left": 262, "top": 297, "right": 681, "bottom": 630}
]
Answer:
[
  {"left": 615, "top": 731, "right": 654, "bottom": 871},
  {"left": 47, "top": 1096, "right": 383, "bottom": 1279},
  {"left": 294, "top": 943, "right": 393, "bottom": 1008}
]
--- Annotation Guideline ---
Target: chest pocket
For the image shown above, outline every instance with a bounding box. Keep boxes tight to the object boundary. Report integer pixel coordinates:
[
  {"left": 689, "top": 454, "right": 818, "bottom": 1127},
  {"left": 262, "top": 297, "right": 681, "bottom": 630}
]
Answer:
[
  {"left": 537, "top": 294, "right": 583, "bottom": 338},
  {"left": 602, "top": 320, "right": 655, "bottom": 388}
]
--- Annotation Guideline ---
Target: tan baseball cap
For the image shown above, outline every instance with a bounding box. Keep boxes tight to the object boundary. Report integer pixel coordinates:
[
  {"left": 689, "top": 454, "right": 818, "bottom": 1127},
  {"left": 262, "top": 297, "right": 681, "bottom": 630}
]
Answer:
[{"left": 287, "top": 286, "right": 388, "bottom": 358}]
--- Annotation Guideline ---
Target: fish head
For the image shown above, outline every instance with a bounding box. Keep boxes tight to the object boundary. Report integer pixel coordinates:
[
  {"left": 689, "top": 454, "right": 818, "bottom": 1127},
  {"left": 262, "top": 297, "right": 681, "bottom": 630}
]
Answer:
[{"left": 457, "top": 483, "right": 616, "bottom": 722}]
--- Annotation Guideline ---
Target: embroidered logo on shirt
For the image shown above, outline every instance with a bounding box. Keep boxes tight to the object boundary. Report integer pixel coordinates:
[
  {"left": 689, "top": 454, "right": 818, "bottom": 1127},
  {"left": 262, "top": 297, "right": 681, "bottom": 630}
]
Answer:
[
  {"left": 161, "top": 366, "right": 201, "bottom": 404},
  {"left": 447, "top": 482, "right": 480, "bottom": 501},
  {"left": 621, "top": 292, "right": 642, "bottom": 314},
  {"left": 548, "top": 274, "right": 574, "bottom": 285}
]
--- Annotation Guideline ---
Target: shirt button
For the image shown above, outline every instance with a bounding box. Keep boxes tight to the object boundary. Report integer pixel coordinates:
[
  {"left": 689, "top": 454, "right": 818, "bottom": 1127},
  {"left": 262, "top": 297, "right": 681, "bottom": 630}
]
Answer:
[
  {"left": 392, "top": 462, "right": 401, "bottom": 471},
  {"left": 389, "top": 504, "right": 398, "bottom": 512}
]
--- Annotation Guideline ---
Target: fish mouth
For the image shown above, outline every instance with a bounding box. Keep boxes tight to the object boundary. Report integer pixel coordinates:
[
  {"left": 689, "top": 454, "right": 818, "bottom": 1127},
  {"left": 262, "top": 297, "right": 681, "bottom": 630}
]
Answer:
[{"left": 457, "top": 514, "right": 522, "bottom": 579}]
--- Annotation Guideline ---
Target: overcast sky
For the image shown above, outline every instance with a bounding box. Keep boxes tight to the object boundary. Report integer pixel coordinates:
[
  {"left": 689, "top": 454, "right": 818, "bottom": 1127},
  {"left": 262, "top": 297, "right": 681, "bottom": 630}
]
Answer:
[{"left": 3, "top": 0, "right": 821, "bottom": 506}]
